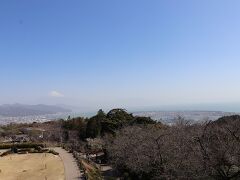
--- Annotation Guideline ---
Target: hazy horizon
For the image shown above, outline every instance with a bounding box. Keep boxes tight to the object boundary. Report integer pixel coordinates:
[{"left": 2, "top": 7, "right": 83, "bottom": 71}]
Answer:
[
  {"left": 2, "top": 102, "right": 240, "bottom": 114},
  {"left": 1, "top": 1, "right": 240, "bottom": 112}
]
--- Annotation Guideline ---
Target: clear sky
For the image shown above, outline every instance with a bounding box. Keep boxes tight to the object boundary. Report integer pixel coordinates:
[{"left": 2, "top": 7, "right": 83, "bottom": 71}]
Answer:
[{"left": 1, "top": 0, "right": 240, "bottom": 112}]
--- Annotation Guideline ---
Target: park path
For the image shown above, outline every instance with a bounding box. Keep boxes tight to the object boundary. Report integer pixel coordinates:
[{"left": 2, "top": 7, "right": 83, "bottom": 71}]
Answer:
[{"left": 53, "top": 147, "right": 83, "bottom": 180}]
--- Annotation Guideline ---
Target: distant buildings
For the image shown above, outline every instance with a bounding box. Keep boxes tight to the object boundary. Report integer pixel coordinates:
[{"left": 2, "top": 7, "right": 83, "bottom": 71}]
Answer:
[{"left": 133, "top": 111, "right": 238, "bottom": 125}]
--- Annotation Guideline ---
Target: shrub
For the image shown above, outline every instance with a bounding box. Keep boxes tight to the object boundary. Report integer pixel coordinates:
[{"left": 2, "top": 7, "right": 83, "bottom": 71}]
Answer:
[
  {"left": 0, "top": 143, "right": 44, "bottom": 149},
  {"left": 48, "top": 149, "right": 59, "bottom": 155}
]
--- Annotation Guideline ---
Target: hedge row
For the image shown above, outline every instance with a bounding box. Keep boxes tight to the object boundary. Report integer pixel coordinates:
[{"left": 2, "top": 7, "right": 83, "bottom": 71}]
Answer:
[{"left": 0, "top": 143, "right": 44, "bottom": 149}]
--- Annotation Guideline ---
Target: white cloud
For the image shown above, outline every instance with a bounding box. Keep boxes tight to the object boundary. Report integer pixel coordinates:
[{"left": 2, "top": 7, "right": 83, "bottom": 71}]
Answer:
[{"left": 49, "top": 90, "right": 64, "bottom": 98}]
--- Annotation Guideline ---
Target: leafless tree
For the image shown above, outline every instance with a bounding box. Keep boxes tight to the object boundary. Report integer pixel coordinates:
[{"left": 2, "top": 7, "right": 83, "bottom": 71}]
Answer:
[{"left": 107, "top": 116, "right": 240, "bottom": 179}]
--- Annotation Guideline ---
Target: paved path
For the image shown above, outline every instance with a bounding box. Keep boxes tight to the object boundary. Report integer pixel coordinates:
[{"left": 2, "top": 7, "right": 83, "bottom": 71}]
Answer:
[{"left": 53, "top": 147, "right": 83, "bottom": 180}]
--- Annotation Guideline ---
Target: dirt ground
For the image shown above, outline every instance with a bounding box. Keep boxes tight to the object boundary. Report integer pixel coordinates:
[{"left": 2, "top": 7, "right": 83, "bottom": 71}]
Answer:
[{"left": 0, "top": 153, "right": 65, "bottom": 180}]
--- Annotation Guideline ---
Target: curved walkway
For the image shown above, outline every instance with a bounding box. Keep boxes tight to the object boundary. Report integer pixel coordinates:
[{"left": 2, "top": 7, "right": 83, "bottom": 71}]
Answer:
[{"left": 53, "top": 147, "right": 83, "bottom": 180}]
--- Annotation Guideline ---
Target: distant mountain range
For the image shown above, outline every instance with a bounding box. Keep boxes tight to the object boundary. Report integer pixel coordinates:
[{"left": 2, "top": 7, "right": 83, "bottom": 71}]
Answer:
[{"left": 0, "top": 104, "right": 71, "bottom": 117}]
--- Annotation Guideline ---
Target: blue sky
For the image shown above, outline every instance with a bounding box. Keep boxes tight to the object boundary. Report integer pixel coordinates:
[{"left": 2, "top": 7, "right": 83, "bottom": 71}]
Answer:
[{"left": 1, "top": 0, "right": 240, "bottom": 111}]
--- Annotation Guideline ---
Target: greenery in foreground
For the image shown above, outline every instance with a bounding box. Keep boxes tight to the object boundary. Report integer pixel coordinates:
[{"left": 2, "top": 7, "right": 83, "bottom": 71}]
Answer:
[
  {"left": 0, "top": 143, "right": 44, "bottom": 149},
  {"left": 61, "top": 108, "right": 156, "bottom": 140}
]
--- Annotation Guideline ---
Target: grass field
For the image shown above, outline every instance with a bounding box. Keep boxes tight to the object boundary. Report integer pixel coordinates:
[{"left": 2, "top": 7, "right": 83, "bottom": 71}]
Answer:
[{"left": 0, "top": 153, "right": 65, "bottom": 180}]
